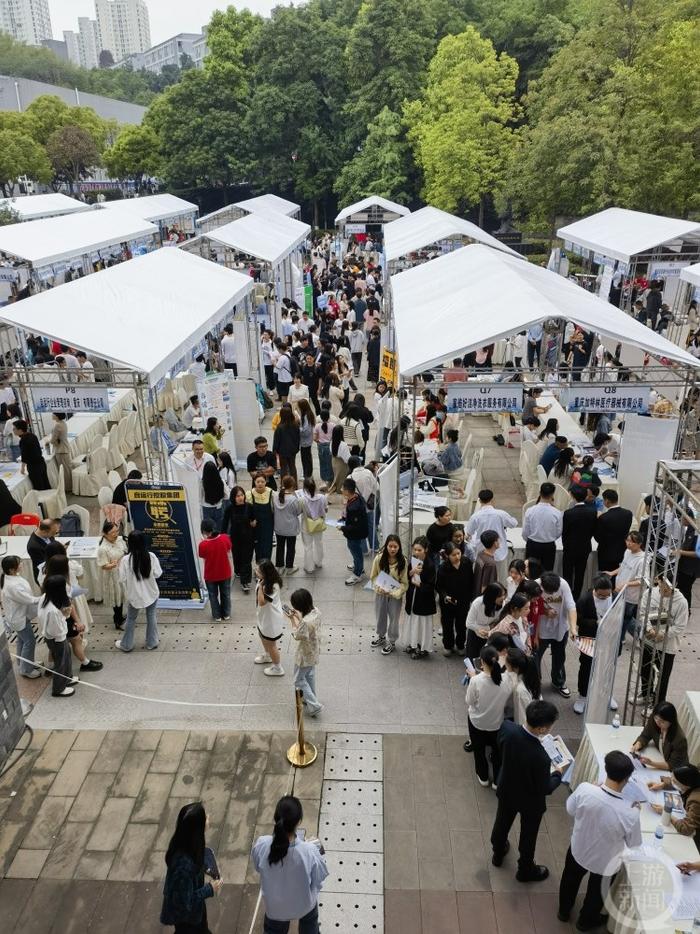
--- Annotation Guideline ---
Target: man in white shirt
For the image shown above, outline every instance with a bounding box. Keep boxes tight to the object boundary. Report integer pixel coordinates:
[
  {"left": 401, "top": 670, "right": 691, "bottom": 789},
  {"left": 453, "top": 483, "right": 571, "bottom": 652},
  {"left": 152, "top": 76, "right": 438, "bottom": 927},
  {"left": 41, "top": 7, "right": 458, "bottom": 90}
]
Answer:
[
  {"left": 466, "top": 489, "right": 517, "bottom": 580},
  {"left": 298, "top": 311, "right": 312, "bottom": 334},
  {"left": 558, "top": 751, "right": 641, "bottom": 930},
  {"left": 55, "top": 352, "right": 80, "bottom": 381},
  {"left": 609, "top": 530, "right": 645, "bottom": 644},
  {"left": 181, "top": 395, "right": 201, "bottom": 430},
  {"left": 220, "top": 324, "right": 237, "bottom": 378},
  {"left": 523, "top": 482, "right": 563, "bottom": 571},
  {"left": 185, "top": 439, "right": 215, "bottom": 473},
  {"left": 75, "top": 351, "right": 95, "bottom": 382},
  {"left": 189, "top": 355, "right": 206, "bottom": 381},
  {"left": 537, "top": 571, "right": 577, "bottom": 698}
]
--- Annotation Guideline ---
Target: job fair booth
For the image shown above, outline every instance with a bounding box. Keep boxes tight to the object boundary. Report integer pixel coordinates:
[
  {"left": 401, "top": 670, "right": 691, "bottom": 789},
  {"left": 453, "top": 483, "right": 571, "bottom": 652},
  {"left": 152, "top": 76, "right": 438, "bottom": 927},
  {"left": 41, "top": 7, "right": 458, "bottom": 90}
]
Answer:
[
  {"left": 0, "top": 208, "right": 159, "bottom": 302},
  {"left": 557, "top": 207, "right": 700, "bottom": 313},
  {"left": 335, "top": 195, "right": 410, "bottom": 256},
  {"left": 0, "top": 247, "right": 255, "bottom": 608},
  {"left": 0, "top": 192, "right": 92, "bottom": 222},
  {"left": 197, "top": 193, "right": 301, "bottom": 234},
  {"left": 103, "top": 192, "right": 199, "bottom": 243}
]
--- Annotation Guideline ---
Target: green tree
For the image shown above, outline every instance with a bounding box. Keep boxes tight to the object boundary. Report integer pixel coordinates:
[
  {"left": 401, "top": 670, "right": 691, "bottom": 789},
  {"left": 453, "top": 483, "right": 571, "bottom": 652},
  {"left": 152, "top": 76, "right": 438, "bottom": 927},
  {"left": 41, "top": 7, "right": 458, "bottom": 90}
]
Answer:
[
  {"left": 405, "top": 26, "right": 519, "bottom": 225},
  {"left": 103, "top": 124, "right": 161, "bottom": 186},
  {"left": 46, "top": 125, "right": 100, "bottom": 191},
  {"left": 0, "top": 205, "right": 20, "bottom": 226},
  {"left": 0, "top": 130, "right": 52, "bottom": 196},
  {"left": 23, "top": 95, "right": 113, "bottom": 152},
  {"left": 334, "top": 106, "right": 414, "bottom": 206},
  {"left": 344, "top": 0, "right": 438, "bottom": 129},
  {"left": 99, "top": 50, "right": 115, "bottom": 68}
]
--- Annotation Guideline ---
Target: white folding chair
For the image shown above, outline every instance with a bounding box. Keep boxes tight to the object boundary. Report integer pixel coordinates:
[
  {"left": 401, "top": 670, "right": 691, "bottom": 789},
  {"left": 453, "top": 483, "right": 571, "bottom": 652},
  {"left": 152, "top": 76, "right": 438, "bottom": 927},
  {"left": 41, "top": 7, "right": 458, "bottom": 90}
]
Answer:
[
  {"left": 102, "top": 424, "right": 127, "bottom": 473},
  {"left": 108, "top": 470, "right": 122, "bottom": 491},
  {"left": 72, "top": 447, "right": 109, "bottom": 497},
  {"left": 553, "top": 484, "right": 571, "bottom": 512}
]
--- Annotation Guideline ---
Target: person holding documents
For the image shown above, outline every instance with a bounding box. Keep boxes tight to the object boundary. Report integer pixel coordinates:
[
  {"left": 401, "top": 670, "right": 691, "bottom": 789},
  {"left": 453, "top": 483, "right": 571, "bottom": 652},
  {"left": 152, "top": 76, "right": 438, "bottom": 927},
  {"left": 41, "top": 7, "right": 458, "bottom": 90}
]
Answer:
[
  {"left": 647, "top": 764, "right": 700, "bottom": 847},
  {"left": 558, "top": 751, "right": 641, "bottom": 931}
]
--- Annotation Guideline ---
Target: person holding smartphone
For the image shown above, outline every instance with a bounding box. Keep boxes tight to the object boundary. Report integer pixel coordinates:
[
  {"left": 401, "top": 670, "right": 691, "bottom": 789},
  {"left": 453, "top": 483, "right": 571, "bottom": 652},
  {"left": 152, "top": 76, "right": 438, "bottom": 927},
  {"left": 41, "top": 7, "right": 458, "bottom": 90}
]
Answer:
[
  {"left": 285, "top": 588, "right": 323, "bottom": 716},
  {"left": 161, "top": 802, "right": 223, "bottom": 933}
]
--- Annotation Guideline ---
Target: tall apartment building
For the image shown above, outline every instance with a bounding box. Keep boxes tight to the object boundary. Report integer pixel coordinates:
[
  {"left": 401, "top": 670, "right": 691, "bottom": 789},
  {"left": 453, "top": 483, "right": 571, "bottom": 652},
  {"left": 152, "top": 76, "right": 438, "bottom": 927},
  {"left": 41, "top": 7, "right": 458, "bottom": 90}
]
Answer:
[
  {"left": 0, "top": 0, "right": 52, "bottom": 46},
  {"left": 94, "top": 0, "right": 150, "bottom": 64},
  {"left": 64, "top": 16, "right": 100, "bottom": 70},
  {"left": 129, "top": 32, "right": 200, "bottom": 73},
  {"left": 191, "top": 28, "right": 209, "bottom": 69}
]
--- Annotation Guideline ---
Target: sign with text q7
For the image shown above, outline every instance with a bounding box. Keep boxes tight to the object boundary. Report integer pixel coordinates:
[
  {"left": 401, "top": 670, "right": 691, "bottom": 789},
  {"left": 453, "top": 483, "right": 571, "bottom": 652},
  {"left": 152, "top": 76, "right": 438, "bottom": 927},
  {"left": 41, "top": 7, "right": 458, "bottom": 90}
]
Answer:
[
  {"left": 446, "top": 383, "right": 523, "bottom": 414},
  {"left": 561, "top": 385, "right": 650, "bottom": 414},
  {"left": 32, "top": 385, "right": 110, "bottom": 414}
]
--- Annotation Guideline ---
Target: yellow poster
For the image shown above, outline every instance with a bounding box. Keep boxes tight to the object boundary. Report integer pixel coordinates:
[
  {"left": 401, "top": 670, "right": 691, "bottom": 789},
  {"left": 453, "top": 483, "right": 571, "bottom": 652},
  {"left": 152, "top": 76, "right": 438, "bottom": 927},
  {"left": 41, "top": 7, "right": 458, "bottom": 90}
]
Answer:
[{"left": 380, "top": 349, "right": 398, "bottom": 386}]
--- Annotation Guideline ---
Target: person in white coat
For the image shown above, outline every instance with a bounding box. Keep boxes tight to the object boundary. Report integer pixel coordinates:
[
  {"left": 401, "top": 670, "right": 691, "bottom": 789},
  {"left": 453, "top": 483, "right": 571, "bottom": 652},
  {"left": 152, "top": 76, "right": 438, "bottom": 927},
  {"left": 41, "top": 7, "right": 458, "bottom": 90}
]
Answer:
[
  {"left": 1, "top": 555, "right": 40, "bottom": 677},
  {"left": 116, "top": 531, "right": 162, "bottom": 652}
]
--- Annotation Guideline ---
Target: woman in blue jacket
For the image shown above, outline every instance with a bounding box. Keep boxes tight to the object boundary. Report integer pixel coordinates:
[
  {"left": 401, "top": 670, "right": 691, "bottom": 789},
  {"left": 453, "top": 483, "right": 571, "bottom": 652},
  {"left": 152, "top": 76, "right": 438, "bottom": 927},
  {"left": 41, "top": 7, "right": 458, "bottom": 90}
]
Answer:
[{"left": 161, "top": 802, "right": 222, "bottom": 933}]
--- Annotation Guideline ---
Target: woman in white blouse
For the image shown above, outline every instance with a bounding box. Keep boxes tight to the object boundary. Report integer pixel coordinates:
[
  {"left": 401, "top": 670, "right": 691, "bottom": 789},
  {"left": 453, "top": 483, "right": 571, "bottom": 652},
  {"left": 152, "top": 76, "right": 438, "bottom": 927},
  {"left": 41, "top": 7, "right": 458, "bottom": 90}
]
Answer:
[
  {"left": 466, "top": 645, "right": 513, "bottom": 787},
  {"left": 116, "top": 531, "right": 162, "bottom": 653},
  {"left": 505, "top": 646, "right": 542, "bottom": 725},
  {"left": 465, "top": 582, "right": 506, "bottom": 658}
]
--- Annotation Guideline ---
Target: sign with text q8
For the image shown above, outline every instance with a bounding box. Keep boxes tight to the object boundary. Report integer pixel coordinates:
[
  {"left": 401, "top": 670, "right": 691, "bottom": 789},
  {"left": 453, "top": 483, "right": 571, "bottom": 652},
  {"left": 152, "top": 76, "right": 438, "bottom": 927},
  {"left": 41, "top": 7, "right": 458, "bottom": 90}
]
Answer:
[
  {"left": 561, "top": 385, "right": 650, "bottom": 414},
  {"left": 446, "top": 383, "right": 523, "bottom": 414},
  {"left": 32, "top": 385, "right": 110, "bottom": 414}
]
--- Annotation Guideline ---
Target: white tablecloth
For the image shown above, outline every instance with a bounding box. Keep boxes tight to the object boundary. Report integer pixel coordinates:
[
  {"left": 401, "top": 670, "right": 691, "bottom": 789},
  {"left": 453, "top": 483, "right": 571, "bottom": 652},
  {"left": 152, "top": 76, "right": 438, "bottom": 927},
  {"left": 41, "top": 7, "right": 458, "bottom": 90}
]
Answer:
[
  {"left": 541, "top": 393, "right": 619, "bottom": 491},
  {"left": 1, "top": 535, "right": 102, "bottom": 601},
  {"left": 678, "top": 691, "right": 700, "bottom": 766},
  {"left": 40, "top": 387, "right": 134, "bottom": 458}
]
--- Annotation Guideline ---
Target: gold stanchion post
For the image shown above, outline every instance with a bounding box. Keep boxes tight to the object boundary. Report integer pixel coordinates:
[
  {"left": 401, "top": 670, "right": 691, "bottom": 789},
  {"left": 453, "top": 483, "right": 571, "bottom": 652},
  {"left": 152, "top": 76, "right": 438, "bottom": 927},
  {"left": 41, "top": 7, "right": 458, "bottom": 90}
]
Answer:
[{"left": 287, "top": 688, "right": 317, "bottom": 767}]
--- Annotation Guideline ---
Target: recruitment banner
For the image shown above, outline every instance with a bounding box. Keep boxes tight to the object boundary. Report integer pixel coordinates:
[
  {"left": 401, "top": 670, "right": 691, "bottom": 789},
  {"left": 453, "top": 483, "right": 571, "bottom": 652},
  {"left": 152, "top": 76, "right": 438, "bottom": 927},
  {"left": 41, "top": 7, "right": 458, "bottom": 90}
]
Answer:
[
  {"left": 561, "top": 385, "right": 650, "bottom": 414},
  {"left": 126, "top": 483, "right": 202, "bottom": 603},
  {"left": 446, "top": 382, "right": 523, "bottom": 414},
  {"left": 196, "top": 372, "right": 236, "bottom": 463},
  {"left": 32, "top": 384, "right": 110, "bottom": 414},
  {"left": 379, "top": 348, "right": 398, "bottom": 387}
]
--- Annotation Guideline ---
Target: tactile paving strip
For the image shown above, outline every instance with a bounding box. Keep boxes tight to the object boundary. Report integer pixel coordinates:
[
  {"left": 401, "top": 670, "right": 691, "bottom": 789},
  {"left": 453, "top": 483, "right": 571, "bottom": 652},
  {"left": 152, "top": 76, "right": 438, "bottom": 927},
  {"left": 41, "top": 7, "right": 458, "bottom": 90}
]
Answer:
[
  {"left": 322, "top": 851, "right": 383, "bottom": 894},
  {"left": 317, "top": 893, "right": 383, "bottom": 931},
  {"left": 323, "top": 749, "right": 383, "bottom": 781},
  {"left": 326, "top": 734, "right": 382, "bottom": 750},
  {"left": 320, "top": 780, "right": 383, "bottom": 816},
  {"left": 318, "top": 815, "right": 383, "bottom": 853}
]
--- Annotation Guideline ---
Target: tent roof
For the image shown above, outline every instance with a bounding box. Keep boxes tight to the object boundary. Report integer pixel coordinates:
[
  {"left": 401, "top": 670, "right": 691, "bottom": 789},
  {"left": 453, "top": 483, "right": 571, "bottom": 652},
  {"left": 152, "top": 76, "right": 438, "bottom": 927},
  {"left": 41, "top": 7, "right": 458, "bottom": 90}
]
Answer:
[
  {"left": 0, "top": 248, "right": 254, "bottom": 386},
  {"left": 234, "top": 194, "right": 300, "bottom": 217},
  {"left": 0, "top": 193, "right": 91, "bottom": 222},
  {"left": 557, "top": 208, "right": 700, "bottom": 265},
  {"left": 384, "top": 205, "right": 523, "bottom": 262},
  {"left": 0, "top": 210, "right": 158, "bottom": 266},
  {"left": 391, "top": 244, "right": 700, "bottom": 376},
  {"left": 335, "top": 196, "right": 411, "bottom": 224},
  {"left": 204, "top": 211, "right": 310, "bottom": 266},
  {"left": 103, "top": 193, "right": 198, "bottom": 224},
  {"left": 681, "top": 263, "right": 700, "bottom": 289}
]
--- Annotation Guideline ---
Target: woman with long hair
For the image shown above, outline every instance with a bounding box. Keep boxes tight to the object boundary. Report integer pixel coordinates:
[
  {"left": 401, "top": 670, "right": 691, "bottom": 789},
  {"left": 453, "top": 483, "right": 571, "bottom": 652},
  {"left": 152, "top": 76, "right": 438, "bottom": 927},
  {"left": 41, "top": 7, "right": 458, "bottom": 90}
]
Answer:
[
  {"left": 370, "top": 534, "right": 408, "bottom": 656},
  {"left": 491, "top": 592, "right": 533, "bottom": 654},
  {"left": 247, "top": 472, "right": 274, "bottom": 561},
  {"left": 201, "top": 460, "right": 226, "bottom": 531},
  {"left": 273, "top": 475, "right": 302, "bottom": 574},
  {"left": 552, "top": 447, "right": 577, "bottom": 481},
  {"left": 38, "top": 574, "right": 75, "bottom": 697},
  {"left": 648, "top": 765, "right": 700, "bottom": 846},
  {"left": 537, "top": 417, "right": 559, "bottom": 446},
  {"left": 1, "top": 554, "right": 40, "bottom": 677},
  {"left": 40, "top": 543, "right": 101, "bottom": 672},
  {"left": 327, "top": 423, "right": 350, "bottom": 495},
  {"left": 631, "top": 700, "right": 689, "bottom": 771},
  {"left": 217, "top": 451, "right": 237, "bottom": 494},
  {"left": 254, "top": 559, "right": 285, "bottom": 677},
  {"left": 223, "top": 485, "right": 255, "bottom": 593},
  {"left": 313, "top": 401, "right": 335, "bottom": 486},
  {"left": 465, "top": 581, "right": 507, "bottom": 659},
  {"left": 161, "top": 802, "right": 222, "bottom": 932},
  {"left": 116, "top": 530, "right": 162, "bottom": 652},
  {"left": 202, "top": 417, "right": 222, "bottom": 457},
  {"left": 436, "top": 541, "right": 474, "bottom": 657},
  {"left": 273, "top": 403, "right": 301, "bottom": 483},
  {"left": 251, "top": 795, "right": 328, "bottom": 933},
  {"left": 505, "top": 646, "right": 541, "bottom": 724},
  {"left": 466, "top": 645, "right": 512, "bottom": 786},
  {"left": 404, "top": 536, "right": 436, "bottom": 659},
  {"left": 297, "top": 398, "right": 316, "bottom": 481},
  {"left": 97, "top": 520, "right": 127, "bottom": 629},
  {"left": 299, "top": 477, "right": 328, "bottom": 574}
]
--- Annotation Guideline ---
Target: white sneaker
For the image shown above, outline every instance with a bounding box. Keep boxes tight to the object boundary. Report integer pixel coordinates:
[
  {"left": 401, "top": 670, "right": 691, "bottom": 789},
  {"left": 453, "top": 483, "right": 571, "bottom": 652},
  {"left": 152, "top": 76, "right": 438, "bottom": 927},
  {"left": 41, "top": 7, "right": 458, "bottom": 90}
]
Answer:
[
  {"left": 609, "top": 697, "right": 619, "bottom": 711},
  {"left": 22, "top": 670, "right": 42, "bottom": 679},
  {"left": 345, "top": 574, "right": 360, "bottom": 585},
  {"left": 573, "top": 697, "right": 586, "bottom": 714},
  {"left": 285, "top": 567, "right": 298, "bottom": 575},
  {"left": 263, "top": 664, "right": 285, "bottom": 677},
  {"left": 55, "top": 686, "right": 75, "bottom": 697},
  {"left": 477, "top": 777, "right": 490, "bottom": 787},
  {"left": 254, "top": 654, "right": 272, "bottom": 665}
]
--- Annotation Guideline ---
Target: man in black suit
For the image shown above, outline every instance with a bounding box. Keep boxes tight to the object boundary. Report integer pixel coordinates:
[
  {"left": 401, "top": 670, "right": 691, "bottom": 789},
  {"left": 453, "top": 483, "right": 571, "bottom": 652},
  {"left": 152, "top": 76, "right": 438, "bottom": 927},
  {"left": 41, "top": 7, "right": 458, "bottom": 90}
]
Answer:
[
  {"left": 593, "top": 489, "right": 633, "bottom": 574},
  {"left": 491, "top": 700, "right": 567, "bottom": 882},
  {"left": 562, "top": 487, "right": 598, "bottom": 599},
  {"left": 27, "top": 517, "right": 60, "bottom": 583}
]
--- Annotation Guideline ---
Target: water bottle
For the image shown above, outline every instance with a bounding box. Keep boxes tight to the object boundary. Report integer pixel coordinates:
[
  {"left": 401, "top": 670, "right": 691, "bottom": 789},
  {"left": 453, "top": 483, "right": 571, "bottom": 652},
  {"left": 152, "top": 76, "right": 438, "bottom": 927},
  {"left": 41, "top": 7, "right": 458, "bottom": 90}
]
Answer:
[
  {"left": 653, "top": 823, "right": 664, "bottom": 848},
  {"left": 611, "top": 713, "right": 620, "bottom": 734},
  {"left": 662, "top": 797, "right": 673, "bottom": 827}
]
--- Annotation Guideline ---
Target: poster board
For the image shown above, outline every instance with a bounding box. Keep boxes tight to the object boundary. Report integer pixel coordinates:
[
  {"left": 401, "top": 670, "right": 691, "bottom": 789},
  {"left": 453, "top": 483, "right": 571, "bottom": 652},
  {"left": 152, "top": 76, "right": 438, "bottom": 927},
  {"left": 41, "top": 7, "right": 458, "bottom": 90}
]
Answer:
[
  {"left": 583, "top": 592, "right": 626, "bottom": 725},
  {"left": 616, "top": 413, "right": 678, "bottom": 511},
  {"left": 196, "top": 372, "right": 237, "bottom": 464},
  {"left": 230, "top": 378, "right": 261, "bottom": 470}
]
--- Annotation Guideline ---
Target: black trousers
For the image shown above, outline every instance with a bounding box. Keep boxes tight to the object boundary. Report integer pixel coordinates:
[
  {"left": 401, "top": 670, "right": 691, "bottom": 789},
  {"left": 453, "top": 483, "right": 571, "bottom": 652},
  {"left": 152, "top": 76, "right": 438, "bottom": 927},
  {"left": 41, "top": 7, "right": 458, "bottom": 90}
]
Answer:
[
  {"left": 536, "top": 634, "right": 568, "bottom": 689},
  {"left": 468, "top": 717, "right": 501, "bottom": 784},
  {"left": 558, "top": 846, "right": 605, "bottom": 925},
  {"left": 275, "top": 534, "right": 297, "bottom": 569},
  {"left": 578, "top": 652, "right": 592, "bottom": 698},
  {"left": 300, "top": 445, "right": 313, "bottom": 479},
  {"left": 562, "top": 550, "right": 590, "bottom": 600},
  {"left": 465, "top": 629, "right": 486, "bottom": 660},
  {"left": 676, "top": 570, "right": 695, "bottom": 609},
  {"left": 351, "top": 352, "right": 362, "bottom": 375},
  {"left": 491, "top": 799, "right": 543, "bottom": 873},
  {"left": 525, "top": 539, "right": 556, "bottom": 572},
  {"left": 641, "top": 642, "right": 675, "bottom": 702},
  {"left": 440, "top": 603, "right": 466, "bottom": 651},
  {"left": 224, "top": 361, "right": 238, "bottom": 378},
  {"left": 264, "top": 364, "right": 275, "bottom": 391}
]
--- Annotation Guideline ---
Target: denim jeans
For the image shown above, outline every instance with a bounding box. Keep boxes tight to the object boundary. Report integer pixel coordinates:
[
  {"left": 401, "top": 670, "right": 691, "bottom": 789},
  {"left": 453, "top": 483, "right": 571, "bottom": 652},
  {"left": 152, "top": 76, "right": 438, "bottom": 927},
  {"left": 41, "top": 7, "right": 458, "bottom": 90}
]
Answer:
[
  {"left": 316, "top": 442, "right": 333, "bottom": 483},
  {"left": 206, "top": 579, "right": 231, "bottom": 619},
  {"left": 202, "top": 504, "right": 223, "bottom": 532},
  {"left": 118, "top": 600, "right": 159, "bottom": 651},
  {"left": 15, "top": 621, "right": 38, "bottom": 674},
  {"left": 294, "top": 665, "right": 321, "bottom": 713},
  {"left": 346, "top": 537, "right": 365, "bottom": 576},
  {"left": 264, "top": 904, "right": 319, "bottom": 934}
]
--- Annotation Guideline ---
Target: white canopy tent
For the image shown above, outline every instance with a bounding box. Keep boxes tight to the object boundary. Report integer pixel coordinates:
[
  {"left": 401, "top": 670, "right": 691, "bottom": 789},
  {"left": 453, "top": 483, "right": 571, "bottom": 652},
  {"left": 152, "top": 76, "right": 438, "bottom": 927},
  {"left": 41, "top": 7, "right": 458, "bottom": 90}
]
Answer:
[
  {"left": 0, "top": 248, "right": 255, "bottom": 387},
  {"left": 0, "top": 209, "right": 158, "bottom": 268},
  {"left": 104, "top": 193, "right": 199, "bottom": 229},
  {"left": 335, "top": 196, "right": 410, "bottom": 225},
  {"left": 384, "top": 205, "right": 522, "bottom": 264},
  {"left": 557, "top": 208, "right": 700, "bottom": 265},
  {"left": 0, "top": 193, "right": 91, "bottom": 222},
  {"left": 205, "top": 211, "right": 310, "bottom": 267},
  {"left": 681, "top": 263, "right": 700, "bottom": 289},
  {"left": 391, "top": 244, "right": 700, "bottom": 376},
  {"left": 198, "top": 193, "right": 301, "bottom": 233}
]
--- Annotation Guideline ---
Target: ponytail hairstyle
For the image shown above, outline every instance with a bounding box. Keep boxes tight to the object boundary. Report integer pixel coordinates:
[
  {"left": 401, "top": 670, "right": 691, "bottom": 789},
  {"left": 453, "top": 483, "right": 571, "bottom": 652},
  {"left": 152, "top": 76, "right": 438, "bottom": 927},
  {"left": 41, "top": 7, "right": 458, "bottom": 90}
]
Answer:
[
  {"left": 320, "top": 400, "right": 331, "bottom": 434},
  {"left": 480, "top": 645, "right": 502, "bottom": 686},
  {"left": 268, "top": 795, "right": 303, "bottom": 865},
  {"left": 303, "top": 477, "right": 317, "bottom": 498},
  {"left": 506, "top": 647, "right": 541, "bottom": 699},
  {"left": 1, "top": 554, "right": 20, "bottom": 589},
  {"left": 278, "top": 474, "right": 296, "bottom": 504},
  {"left": 498, "top": 592, "right": 529, "bottom": 622}
]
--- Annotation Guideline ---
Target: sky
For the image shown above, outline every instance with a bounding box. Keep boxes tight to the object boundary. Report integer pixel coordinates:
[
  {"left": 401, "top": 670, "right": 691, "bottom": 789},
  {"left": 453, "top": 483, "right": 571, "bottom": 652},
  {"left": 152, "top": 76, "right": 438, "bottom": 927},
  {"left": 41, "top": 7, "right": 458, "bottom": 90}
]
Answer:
[{"left": 52, "top": 0, "right": 286, "bottom": 45}]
